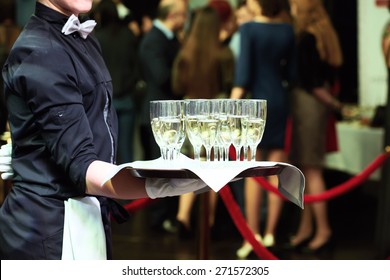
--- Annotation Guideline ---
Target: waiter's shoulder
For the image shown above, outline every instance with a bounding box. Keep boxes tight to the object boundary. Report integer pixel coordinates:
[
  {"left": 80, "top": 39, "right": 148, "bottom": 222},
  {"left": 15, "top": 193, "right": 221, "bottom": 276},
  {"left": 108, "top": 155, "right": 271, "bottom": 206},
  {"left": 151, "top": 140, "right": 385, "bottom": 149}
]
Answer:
[{"left": 12, "top": 19, "right": 68, "bottom": 58}]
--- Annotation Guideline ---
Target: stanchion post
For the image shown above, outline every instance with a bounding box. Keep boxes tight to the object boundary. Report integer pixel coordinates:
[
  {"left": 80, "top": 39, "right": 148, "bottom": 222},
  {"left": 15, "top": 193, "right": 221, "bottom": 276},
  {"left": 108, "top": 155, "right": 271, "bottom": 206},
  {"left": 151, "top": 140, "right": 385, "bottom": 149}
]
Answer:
[{"left": 196, "top": 191, "right": 210, "bottom": 260}]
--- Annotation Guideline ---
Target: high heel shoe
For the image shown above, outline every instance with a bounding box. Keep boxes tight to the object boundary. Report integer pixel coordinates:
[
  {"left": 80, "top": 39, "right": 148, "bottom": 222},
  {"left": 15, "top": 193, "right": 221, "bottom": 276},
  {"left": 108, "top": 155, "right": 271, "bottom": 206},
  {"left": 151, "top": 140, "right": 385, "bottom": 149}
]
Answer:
[
  {"left": 170, "top": 219, "right": 193, "bottom": 239},
  {"left": 284, "top": 236, "right": 311, "bottom": 252},
  {"left": 236, "top": 234, "right": 262, "bottom": 259},
  {"left": 301, "top": 238, "right": 333, "bottom": 255}
]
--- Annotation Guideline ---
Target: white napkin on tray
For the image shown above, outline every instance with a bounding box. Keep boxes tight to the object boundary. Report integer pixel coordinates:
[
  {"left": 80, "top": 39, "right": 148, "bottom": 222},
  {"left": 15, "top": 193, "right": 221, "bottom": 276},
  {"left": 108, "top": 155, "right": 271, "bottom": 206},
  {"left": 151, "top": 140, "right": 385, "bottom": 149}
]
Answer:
[{"left": 103, "top": 154, "right": 305, "bottom": 209}]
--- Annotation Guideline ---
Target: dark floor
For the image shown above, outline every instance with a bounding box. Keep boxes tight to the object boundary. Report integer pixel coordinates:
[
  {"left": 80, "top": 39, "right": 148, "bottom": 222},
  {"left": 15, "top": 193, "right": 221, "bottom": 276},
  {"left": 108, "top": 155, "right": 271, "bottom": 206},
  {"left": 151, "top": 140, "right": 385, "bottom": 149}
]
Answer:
[{"left": 111, "top": 169, "right": 384, "bottom": 260}]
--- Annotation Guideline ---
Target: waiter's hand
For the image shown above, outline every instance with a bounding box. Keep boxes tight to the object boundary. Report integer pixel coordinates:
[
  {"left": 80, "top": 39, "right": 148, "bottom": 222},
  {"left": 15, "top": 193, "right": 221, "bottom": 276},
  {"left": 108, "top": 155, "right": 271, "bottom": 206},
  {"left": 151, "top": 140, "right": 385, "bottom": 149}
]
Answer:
[{"left": 0, "top": 143, "right": 13, "bottom": 180}]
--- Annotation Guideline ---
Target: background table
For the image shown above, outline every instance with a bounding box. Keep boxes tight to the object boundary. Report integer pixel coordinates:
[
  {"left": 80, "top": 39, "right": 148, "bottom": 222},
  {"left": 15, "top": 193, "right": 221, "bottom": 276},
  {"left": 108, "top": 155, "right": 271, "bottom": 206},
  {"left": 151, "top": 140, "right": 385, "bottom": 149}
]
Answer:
[{"left": 325, "top": 121, "right": 384, "bottom": 180}]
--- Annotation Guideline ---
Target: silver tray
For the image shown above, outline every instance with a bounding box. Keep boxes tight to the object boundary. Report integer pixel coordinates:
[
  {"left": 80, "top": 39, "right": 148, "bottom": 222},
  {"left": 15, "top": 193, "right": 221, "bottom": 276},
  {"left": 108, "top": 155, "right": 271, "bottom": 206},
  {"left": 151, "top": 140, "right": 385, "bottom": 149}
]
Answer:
[{"left": 126, "top": 165, "right": 283, "bottom": 179}]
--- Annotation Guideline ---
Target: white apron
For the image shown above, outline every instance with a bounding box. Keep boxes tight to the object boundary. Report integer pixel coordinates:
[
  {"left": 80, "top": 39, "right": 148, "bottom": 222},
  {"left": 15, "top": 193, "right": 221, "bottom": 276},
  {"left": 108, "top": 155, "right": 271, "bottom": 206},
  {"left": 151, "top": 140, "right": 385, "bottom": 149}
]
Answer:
[{"left": 61, "top": 197, "right": 107, "bottom": 260}]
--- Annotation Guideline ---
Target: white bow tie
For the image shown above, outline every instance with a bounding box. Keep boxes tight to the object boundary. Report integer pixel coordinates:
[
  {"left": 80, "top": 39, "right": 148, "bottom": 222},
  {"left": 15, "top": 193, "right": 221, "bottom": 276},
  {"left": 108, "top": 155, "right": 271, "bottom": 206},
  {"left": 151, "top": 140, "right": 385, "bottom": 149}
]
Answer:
[{"left": 62, "top": 14, "right": 97, "bottom": 39}]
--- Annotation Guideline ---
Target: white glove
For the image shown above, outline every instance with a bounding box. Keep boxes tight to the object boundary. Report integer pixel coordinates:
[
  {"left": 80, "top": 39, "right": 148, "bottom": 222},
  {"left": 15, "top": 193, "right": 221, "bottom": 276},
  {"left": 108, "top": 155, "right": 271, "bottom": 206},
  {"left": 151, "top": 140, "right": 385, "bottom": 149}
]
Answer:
[
  {"left": 145, "top": 178, "right": 208, "bottom": 199},
  {"left": 0, "top": 143, "right": 13, "bottom": 180}
]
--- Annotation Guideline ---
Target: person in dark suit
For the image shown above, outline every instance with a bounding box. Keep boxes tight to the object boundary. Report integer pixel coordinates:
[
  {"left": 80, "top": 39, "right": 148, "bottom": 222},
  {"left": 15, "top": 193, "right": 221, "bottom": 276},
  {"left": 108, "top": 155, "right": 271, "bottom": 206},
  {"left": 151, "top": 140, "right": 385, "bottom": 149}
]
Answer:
[
  {"left": 138, "top": 0, "right": 187, "bottom": 161},
  {"left": 138, "top": 0, "right": 188, "bottom": 233}
]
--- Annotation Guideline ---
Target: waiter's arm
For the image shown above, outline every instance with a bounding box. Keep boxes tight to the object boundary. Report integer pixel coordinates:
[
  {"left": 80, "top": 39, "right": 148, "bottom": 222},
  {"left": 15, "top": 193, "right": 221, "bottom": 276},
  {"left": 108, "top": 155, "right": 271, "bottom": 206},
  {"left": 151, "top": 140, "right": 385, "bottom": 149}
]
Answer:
[{"left": 85, "top": 160, "right": 148, "bottom": 199}]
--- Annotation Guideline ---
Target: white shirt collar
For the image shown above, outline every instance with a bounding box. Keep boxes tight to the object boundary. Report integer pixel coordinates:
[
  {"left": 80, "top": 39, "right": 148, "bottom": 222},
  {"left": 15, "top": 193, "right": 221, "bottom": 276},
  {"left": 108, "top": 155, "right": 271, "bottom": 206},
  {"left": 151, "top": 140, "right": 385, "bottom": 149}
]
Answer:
[{"left": 153, "top": 19, "right": 174, "bottom": 40}]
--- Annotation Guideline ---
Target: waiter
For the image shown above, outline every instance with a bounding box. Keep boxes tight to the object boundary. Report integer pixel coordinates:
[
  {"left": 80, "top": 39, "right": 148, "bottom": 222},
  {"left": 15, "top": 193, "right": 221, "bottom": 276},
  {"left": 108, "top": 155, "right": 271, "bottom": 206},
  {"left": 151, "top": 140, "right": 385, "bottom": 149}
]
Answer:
[{"left": 0, "top": 0, "right": 207, "bottom": 260}]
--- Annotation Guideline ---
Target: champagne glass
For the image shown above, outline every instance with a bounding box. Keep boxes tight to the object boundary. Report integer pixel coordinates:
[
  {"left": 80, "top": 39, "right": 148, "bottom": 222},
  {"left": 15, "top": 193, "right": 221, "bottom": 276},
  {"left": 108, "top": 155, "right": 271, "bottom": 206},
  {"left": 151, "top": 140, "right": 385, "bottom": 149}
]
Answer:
[
  {"left": 198, "top": 99, "right": 219, "bottom": 162},
  {"left": 228, "top": 99, "right": 248, "bottom": 161},
  {"left": 212, "top": 99, "right": 224, "bottom": 161},
  {"left": 150, "top": 100, "right": 185, "bottom": 160},
  {"left": 150, "top": 101, "right": 166, "bottom": 158},
  {"left": 216, "top": 99, "right": 232, "bottom": 161},
  {"left": 184, "top": 99, "right": 205, "bottom": 161},
  {"left": 246, "top": 99, "right": 267, "bottom": 161},
  {"left": 173, "top": 100, "right": 186, "bottom": 159}
]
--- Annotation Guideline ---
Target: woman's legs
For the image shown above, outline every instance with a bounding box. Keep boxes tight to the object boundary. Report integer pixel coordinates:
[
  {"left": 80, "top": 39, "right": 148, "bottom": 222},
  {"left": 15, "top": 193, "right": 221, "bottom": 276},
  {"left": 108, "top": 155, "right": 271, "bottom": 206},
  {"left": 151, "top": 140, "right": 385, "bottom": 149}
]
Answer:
[
  {"left": 304, "top": 167, "right": 332, "bottom": 249},
  {"left": 263, "top": 149, "right": 286, "bottom": 244},
  {"left": 290, "top": 205, "right": 313, "bottom": 245},
  {"left": 176, "top": 192, "right": 196, "bottom": 230},
  {"left": 291, "top": 166, "right": 331, "bottom": 248},
  {"left": 236, "top": 176, "right": 263, "bottom": 258},
  {"left": 237, "top": 148, "right": 286, "bottom": 252},
  {"left": 264, "top": 184, "right": 283, "bottom": 245},
  {"left": 244, "top": 177, "right": 263, "bottom": 237},
  {"left": 176, "top": 189, "right": 219, "bottom": 233}
]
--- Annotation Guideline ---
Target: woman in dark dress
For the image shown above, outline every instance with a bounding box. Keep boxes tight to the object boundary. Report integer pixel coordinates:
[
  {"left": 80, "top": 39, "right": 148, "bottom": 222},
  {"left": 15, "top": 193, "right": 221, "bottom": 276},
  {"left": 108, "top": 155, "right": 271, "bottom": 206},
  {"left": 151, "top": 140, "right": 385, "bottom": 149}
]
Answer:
[
  {"left": 231, "top": 0, "right": 296, "bottom": 258},
  {"left": 288, "top": 0, "right": 343, "bottom": 253}
]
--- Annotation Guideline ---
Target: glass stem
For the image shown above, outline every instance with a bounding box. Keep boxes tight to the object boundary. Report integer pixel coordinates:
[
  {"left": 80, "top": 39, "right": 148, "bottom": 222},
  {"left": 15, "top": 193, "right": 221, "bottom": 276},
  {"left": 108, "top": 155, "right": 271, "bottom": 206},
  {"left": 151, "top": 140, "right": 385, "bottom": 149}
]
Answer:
[
  {"left": 206, "top": 147, "right": 211, "bottom": 162},
  {"left": 194, "top": 146, "right": 201, "bottom": 161},
  {"left": 235, "top": 146, "right": 240, "bottom": 161},
  {"left": 219, "top": 146, "right": 224, "bottom": 162},
  {"left": 250, "top": 145, "right": 257, "bottom": 161},
  {"left": 243, "top": 145, "right": 248, "bottom": 161},
  {"left": 224, "top": 147, "right": 229, "bottom": 161},
  {"left": 213, "top": 145, "right": 219, "bottom": 161}
]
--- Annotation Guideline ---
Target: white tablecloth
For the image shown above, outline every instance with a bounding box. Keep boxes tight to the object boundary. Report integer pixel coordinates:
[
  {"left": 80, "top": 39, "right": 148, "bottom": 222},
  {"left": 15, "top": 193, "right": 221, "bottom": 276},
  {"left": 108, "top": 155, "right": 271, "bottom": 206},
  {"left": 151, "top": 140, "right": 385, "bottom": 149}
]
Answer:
[{"left": 325, "top": 121, "right": 384, "bottom": 180}]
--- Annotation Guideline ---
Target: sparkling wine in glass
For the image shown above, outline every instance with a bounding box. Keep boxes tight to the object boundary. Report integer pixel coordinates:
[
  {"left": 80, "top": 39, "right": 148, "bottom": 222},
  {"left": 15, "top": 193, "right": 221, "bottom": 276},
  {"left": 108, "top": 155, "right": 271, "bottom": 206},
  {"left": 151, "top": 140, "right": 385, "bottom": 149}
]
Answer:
[
  {"left": 150, "top": 100, "right": 185, "bottom": 160},
  {"left": 185, "top": 115, "right": 203, "bottom": 160},
  {"left": 228, "top": 100, "right": 248, "bottom": 161},
  {"left": 196, "top": 99, "right": 219, "bottom": 162},
  {"left": 216, "top": 99, "right": 232, "bottom": 161},
  {"left": 151, "top": 117, "right": 167, "bottom": 158},
  {"left": 199, "top": 117, "right": 219, "bottom": 161},
  {"left": 246, "top": 99, "right": 267, "bottom": 161},
  {"left": 184, "top": 99, "right": 206, "bottom": 161}
]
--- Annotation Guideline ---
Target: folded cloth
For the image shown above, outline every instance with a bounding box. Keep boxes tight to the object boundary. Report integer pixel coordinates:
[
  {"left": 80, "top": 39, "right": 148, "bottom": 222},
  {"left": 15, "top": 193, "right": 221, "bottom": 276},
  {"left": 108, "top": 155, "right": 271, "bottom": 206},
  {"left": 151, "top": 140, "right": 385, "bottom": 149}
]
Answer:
[
  {"left": 62, "top": 197, "right": 106, "bottom": 260},
  {"left": 101, "top": 154, "right": 305, "bottom": 208},
  {"left": 278, "top": 163, "right": 305, "bottom": 208},
  {"left": 145, "top": 177, "right": 208, "bottom": 199}
]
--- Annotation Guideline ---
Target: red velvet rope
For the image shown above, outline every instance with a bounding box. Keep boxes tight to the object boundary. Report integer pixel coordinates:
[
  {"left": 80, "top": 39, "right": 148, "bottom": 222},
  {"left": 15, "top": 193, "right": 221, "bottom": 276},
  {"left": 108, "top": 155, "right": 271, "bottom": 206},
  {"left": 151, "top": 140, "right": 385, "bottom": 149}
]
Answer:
[
  {"left": 122, "top": 197, "right": 155, "bottom": 214},
  {"left": 305, "top": 151, "right": 390, "bottom": 202},
  {"left": 253, "top": 151, "right": 390, "bottom": 203},
  {"left": 219, "top": 185, "right": 278, "bottom": 260}
]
